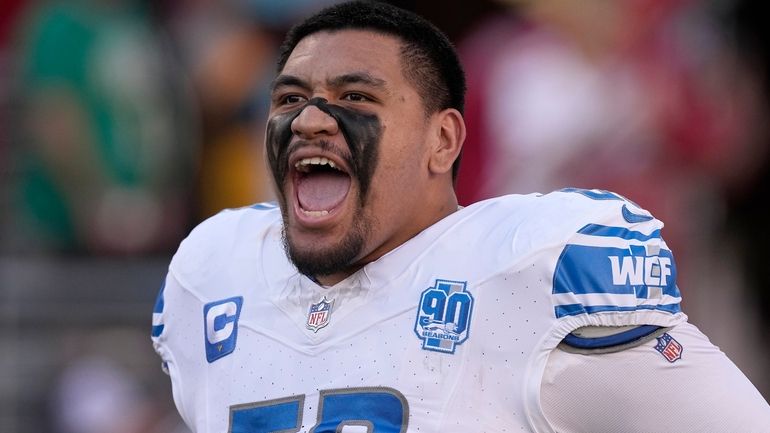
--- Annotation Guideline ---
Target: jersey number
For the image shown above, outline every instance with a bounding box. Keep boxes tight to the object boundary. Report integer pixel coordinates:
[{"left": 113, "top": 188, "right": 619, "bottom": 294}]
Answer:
[{"left": 229, "top": 387, "right": 408, "bottom": 433}]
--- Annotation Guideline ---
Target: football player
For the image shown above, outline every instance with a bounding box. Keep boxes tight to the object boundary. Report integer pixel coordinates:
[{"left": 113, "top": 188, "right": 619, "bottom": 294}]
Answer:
[{"left": 152, "top": 1, "right": 770, "bottom": 431}]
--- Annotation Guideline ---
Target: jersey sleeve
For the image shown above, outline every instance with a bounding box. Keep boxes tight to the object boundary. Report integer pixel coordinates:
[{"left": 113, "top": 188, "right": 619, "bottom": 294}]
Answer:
[
  {"left": 150, "top": 271, "right": 202, "bottom": 431},
  {"left": 525, "top": 189, "right": 769, "bottom": 432},
  {"left": 150, "top": 203, "right": 281, "bottom": 432},
  {"left": 540, "top": 321, "right": 770, "bottom": 433},
  {"left": 548, "top": 188, "right": 687, "bottom": 333},
  {"left": 151, "top": 211, "right": 233, "bottom": 430},
  {"left": 150, "top": 209, "right": 236, "bottom": 431}
]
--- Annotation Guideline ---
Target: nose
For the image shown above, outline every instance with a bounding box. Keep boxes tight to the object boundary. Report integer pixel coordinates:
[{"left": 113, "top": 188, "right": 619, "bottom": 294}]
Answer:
[{"left": 291, "top": 104, "right": 339, "bottom": 139}]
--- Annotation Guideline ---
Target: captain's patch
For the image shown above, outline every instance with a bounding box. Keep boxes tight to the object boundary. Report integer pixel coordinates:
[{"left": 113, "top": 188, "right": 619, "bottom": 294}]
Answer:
[
  {"left": 414, "top": 279, "right": 474, "bottom": 354},
  {"left": 203, "top": 296, "right": 243, "bottom": 363}
]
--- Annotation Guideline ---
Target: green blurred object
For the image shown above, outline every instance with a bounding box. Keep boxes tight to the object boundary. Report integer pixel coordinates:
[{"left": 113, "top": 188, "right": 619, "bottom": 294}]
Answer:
[{"left": 14, "top": 1, "right": 196, "bottom": 253}]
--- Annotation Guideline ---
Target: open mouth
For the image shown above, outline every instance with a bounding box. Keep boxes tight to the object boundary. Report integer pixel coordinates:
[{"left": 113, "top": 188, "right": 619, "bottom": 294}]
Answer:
[{"left": 293, "top": 156, "right": 352, "bottom": 217}]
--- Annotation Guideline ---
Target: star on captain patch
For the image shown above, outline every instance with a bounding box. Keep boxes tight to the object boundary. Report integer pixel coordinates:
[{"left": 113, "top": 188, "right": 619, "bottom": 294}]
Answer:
[{"left": 306, "top": 296, "right": 334, "bottom": 332}]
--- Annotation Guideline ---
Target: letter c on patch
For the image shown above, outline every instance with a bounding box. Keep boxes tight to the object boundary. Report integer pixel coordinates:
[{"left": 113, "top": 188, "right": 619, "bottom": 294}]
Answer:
[
  {"left": 206, "top": 301, "right": 237, "bottom": 343},
  {"left": 203, "top": 296, "right": 243, "bottom": 363}
]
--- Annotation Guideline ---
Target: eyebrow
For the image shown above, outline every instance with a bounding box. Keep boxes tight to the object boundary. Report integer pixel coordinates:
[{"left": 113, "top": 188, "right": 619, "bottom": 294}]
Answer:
[
  {"left": 327, "top": 72, "right": 386, "bottom": 89},
  {"left": 270, "top": 72, "right": 387, "bottom": 93},
  {"left": 270, "top": 75, "right": 311, "bottom": 92}
]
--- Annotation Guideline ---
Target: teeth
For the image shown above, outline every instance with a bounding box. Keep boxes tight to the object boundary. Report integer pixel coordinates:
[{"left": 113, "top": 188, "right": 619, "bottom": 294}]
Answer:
[
  {"left": 302, "top": 209, "right": 329, "bottom": 217},
  {"left": 294, "top": 157, "right": 339, "bottom": 171}
]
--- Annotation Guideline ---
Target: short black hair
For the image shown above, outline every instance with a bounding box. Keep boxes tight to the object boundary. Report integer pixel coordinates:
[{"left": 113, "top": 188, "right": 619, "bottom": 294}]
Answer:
[
  {"left": 276, "top": 0, "right": 466, "bottom": 115},
  {"left": 276, "top": 1, "right": 466, "bottom": 179}
]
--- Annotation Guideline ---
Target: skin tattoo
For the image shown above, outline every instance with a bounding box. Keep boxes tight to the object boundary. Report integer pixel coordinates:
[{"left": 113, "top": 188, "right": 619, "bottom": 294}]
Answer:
[{"left": 266, "top": 97, "right": 382, "bottom": 207}]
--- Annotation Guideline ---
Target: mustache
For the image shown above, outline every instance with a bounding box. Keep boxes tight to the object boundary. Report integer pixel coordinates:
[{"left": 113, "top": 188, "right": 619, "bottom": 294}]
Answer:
[
  {"left": 285, "top": 139, "right": 354, "bottom": 174},
  {"left": 286, "top": 139, "right": 350, "bottom": 164}
]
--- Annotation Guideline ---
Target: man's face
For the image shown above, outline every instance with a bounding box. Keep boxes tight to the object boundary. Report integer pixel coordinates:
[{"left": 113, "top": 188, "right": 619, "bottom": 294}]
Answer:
[{"left": 267, "top": 30, "right": 436, "bottom": 281}]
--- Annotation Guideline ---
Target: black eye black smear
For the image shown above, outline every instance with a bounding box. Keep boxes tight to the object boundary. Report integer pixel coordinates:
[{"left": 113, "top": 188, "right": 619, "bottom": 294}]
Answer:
[{"left": 266, "top": 97, "right": 382, "bottom": 206}]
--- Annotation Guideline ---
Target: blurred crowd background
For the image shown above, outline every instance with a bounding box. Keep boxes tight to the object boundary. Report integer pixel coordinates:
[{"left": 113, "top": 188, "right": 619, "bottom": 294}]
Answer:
[{"left": 1, "top": 0, "right": 768, "bottom": 432}]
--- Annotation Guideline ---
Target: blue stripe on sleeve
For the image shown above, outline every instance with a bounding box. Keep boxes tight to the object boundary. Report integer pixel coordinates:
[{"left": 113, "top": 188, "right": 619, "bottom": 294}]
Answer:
[
  {"left": 151, "top": 282, "right": 165, "bottom": 337},
  {"left": 555, "top": 303, "right": 682, "bottom": 318},
  {"left": 622, "top": 204, "right": 653, "bottom": 223},
  {"left": 151, "top": 324, "right": 165, "bottom": 337},
  {"left": 577, "top": 224, "right": 661, "bottom": 241},
  {"left": 153, "top": 282, "right": 165, "bottom": 314},
  {"left": 559, "top": 188, "right": 623, "bottom": 201},
  {"left": 251, "top": 202, "right": 278, "bottom": 210}
]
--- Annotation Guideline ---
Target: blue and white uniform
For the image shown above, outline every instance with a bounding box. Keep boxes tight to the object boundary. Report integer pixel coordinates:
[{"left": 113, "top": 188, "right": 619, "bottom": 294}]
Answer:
[{"left": 152, "top": 189, "right": 770, "bottom": 432}]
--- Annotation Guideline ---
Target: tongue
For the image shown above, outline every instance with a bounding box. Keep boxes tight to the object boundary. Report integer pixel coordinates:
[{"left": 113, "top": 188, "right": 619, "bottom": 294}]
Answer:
[{"left": 297, "top": 171, "right": 351, "bottom": 211}]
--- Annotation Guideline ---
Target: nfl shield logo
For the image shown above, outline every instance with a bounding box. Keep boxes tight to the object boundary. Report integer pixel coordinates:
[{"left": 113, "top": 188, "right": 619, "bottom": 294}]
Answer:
[
  {"left": 306, "top": 296, "right": 334, "bottom": 332},
  {"left": 654, "top": 332, "right": 683, "bottom": 362}
]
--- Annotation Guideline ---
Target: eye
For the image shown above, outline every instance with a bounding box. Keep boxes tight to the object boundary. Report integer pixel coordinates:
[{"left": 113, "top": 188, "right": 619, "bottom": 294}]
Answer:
[
  {"left": 271, "top": 92, "right": 307, "bottom": 107},
  {"left": 278, "top": 94, "right": 307, "bottom": 106},
  {"left": 342, "top": 92, "right": 371, "bottom": 102}
]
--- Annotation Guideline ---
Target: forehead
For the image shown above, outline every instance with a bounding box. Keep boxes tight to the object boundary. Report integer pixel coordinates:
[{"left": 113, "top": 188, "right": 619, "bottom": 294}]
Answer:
[{"left": 280, "top": 29, "right": 406, "bottom": 87}]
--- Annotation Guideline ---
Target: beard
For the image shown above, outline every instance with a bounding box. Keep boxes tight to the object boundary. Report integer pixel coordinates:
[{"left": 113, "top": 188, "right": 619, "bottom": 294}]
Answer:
[{"left": 281, "top": 209, "right": 371, "bottom": 278}]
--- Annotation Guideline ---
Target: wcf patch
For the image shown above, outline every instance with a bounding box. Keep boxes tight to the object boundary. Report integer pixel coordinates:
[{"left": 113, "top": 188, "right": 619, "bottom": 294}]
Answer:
[{"left": 203, "top": 296, "right": 243, "bottom": 363}]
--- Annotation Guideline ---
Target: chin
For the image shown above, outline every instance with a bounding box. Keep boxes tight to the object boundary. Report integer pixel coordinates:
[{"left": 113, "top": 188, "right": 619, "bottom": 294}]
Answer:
[{"left": 282, "top": 225, "right": 366, "bottom": 278}]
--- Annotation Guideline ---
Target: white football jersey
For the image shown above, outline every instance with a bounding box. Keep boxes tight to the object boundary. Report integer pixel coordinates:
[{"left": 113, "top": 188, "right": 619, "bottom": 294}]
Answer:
[{"left": 152, "top": 189, "right": 686, "bottom": 433}]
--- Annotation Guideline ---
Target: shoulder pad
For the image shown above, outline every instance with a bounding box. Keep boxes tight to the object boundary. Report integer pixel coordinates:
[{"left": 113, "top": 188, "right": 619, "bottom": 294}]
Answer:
[
  {"left": 170, "top": 202, "right": 281, "bottom": 287},
  {"left": 550, "top": 188, "right": 683, "bottom": 319}
]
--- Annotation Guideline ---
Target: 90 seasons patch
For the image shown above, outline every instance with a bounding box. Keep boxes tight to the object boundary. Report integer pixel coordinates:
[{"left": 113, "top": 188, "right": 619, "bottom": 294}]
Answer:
[{"left": 414, "top": 279, "right": 474, "bottom": 354}]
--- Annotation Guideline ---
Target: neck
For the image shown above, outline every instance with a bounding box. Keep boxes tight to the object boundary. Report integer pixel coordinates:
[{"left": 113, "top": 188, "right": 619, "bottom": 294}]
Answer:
[{"left": 313, "top": 191, "right": 459, "bottom": 286}]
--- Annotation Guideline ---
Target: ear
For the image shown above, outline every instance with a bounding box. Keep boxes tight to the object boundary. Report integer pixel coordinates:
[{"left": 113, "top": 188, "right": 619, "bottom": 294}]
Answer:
[{"left": 428, "top": 108, "right": 466, "bottom": 176}]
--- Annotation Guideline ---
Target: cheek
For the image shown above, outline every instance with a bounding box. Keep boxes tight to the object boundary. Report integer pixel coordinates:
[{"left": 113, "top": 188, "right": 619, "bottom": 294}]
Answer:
[
  {"left": 381, "top": 125, "right": 430, "bottom": 176},
  {"left": 370, "top": 141, "right": 428, "bottom": 209}
]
